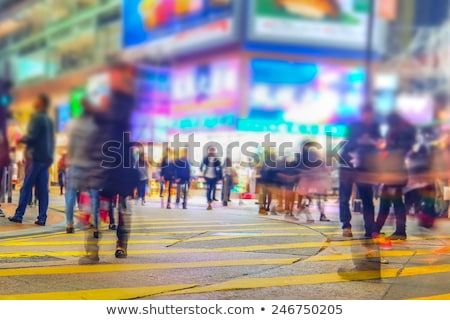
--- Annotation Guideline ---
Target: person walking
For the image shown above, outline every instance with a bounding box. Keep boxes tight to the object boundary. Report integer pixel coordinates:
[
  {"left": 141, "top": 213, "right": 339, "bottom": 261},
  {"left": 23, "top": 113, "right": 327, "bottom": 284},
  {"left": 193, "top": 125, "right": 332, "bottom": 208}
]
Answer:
[
  {"left": 221, "top": 157, "right": 235, "bottom": 207},
  {"left": 135, "top": 151, "right": 150, "bottom": 206},
  {"left": 57, "top": 154, "right": 67, "bottom": 195},
  {"left": 338, "top": 105, "right": 382, "bottom": 238},
  {"left": 8, "top": 94, "right": 55, "bottom": 226},
  {"left": 64, "top": 104, "right": 99, "bottom": 234},
  {"left": 175, "top": 150, "right": 191, "bottom": 209},
  {"left": 374, "top": 112, "right": 416, "bottom": 240},
  {"left": 159, "top": 150, "right": 176, "bottom": 209},
  {"left": 200, "top": 147, "right": 222, "bottom": 210}
]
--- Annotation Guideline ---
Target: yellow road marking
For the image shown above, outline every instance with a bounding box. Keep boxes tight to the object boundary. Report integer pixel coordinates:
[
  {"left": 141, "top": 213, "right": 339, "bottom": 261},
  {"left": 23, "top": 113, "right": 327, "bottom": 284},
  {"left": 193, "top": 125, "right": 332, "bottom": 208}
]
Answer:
[
  {"left": 0, "top": 233, "right": 322, "bottom": 247},
  {"left": 0, "top": 284, "right": 197, "bottom": 300},
  {"left": 0, "top": 241, "right": 356, "bottom": 259},
  {"left": 305, "top": 249, "right": 438, "bottom": 262},
  {"left": 161, "top": 264, "right": 450, "bottom": 296},
  {"left": 409, "top": 293, "right": 450, "bottom": 300},
  {"left": 2, "top": 226, "right": 316, "bottom": 242},
  {"left": 0, "top": 258, "right": 299, "bottom": 277},
  {"left": 3, "top": 264, "right": 450, "bottom": 300}
]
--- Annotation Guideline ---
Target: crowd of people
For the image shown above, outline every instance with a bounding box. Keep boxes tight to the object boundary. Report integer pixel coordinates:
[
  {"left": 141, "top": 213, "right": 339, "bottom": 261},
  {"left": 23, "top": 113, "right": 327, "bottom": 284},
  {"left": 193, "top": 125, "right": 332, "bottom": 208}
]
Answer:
[{"left": 1, "top": 71, "right": 450, "bottom": 263}]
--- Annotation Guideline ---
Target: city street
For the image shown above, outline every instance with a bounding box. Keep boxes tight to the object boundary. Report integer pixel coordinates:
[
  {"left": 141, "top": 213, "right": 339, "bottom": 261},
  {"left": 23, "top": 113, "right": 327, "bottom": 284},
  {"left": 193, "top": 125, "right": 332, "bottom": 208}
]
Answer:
[{"left": 0, "top": 190, "right": 449, "bottom": 300}]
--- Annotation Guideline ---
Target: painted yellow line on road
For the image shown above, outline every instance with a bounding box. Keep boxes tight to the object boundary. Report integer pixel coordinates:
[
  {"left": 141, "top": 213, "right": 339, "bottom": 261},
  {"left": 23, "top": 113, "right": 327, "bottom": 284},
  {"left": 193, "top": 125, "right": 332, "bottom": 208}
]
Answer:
[
  {"left": 161, "top": 264, "right": 450, "bottom": 296},
  {"left": 409, "top": 293, "right": 450, "bottom": 300},
  {"left": 0, "top": 240, "right": 355, "bottom": 259},
  {"left": 0, "top": 284, "right": 197, "bottom": 300},
  {"left": 0, "top": 258, "right": 300, "bottom": 277},
  {"left": 4, "top": 264, "right": 450, "bottom": 300},
  {"left": 1, "top": 233, "right": 322, "bottom": 247},
  {"left": 2, "top": 226, "right": 315, "bottom": 242},
  {"left": 306, "top": 249, "right": 437, "bottom": 262}
]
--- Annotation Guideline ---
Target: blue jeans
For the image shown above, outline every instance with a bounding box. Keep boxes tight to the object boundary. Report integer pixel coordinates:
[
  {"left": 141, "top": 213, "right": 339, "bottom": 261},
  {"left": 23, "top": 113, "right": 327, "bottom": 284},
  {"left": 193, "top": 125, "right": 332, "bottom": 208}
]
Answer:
[
  {"left": 89, "top": 188, "right": 100, "bottom": 229},
  {"left": 65, "top": 166, "right": 87, "bottom": 226},
  {"left": 137, "top": 180, "right": 148, "bottom": 200},
  {"left": 205, "top": 178, "right": 217, "bottom": 204},
  {"left": 14, "top": 161, "right": 50, "bottom": 222}
]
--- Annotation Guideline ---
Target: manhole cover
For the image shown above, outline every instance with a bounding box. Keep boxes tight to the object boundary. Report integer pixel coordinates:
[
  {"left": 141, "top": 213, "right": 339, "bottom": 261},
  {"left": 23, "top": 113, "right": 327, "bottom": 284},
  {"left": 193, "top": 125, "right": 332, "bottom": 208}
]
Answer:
[{"left": 0, "top": 255, "right": 64, "bottom": 264}]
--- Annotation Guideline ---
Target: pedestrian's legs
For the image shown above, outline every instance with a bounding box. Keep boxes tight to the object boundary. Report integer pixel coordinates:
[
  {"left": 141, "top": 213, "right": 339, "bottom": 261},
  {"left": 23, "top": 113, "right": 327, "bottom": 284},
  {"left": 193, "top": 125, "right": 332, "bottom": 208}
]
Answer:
[
  {"left": 176, "top": 183, "right": 181, "bottom": 205},
  {"left": 36, "top": 164, "right": 50, "bottom": 223},
  {"left": 212, "top": 180, "right": 217, "bottom": 201},
  {"left": 357, "top": 183, "right": 376, "bottom": 238},
  {"left": 392, "top": 190, "right": 407, "bottom": 236},
  {"left": 339, "top": 175, "right": 353, "bottom": 230},
  {"left": 65, "top": 187, "right": 77, "bottom": 228},
  {"left": 13, "top": 162, "right": 42, "bottom": 220},
  {"left": 205, "top": 178, "right": 213, "bottom": 204},
  {"left": 89, "top": 188, "right": 100, "bottom": 230},
  {"left": 182, "top": 183, "right": 188, "bottom": 208},
  {"left": 375, "top": 187, "right": 392, "bottom": 234},
  {"left": 115, "top": 195, "right": 131, "bottom": 258},
  {"left": 167, "top": 180, "right": 172, "bottom": 206}
]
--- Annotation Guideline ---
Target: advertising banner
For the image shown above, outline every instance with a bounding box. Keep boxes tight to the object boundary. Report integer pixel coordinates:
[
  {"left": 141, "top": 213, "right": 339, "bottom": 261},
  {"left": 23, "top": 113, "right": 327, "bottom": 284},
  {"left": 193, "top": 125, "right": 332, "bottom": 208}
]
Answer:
[
  {"left": 247, "top": 0, "right": 387, "bottom": 53},
  {"left": 122, "top": 0, "right": 237, "bottom": 52}
]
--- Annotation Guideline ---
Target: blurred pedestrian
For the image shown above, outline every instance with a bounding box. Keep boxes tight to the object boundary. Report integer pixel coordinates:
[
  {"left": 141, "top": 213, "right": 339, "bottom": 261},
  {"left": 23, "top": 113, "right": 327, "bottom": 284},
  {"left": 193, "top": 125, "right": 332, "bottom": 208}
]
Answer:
[
  {"left": 64, "top": 102, "right": 99, "bottom": 234},
  {"left": 135, "top": 151, "right": 150, "bottom": 206},
  {"left": 160, "top": 149, "right": 176, "bottom": 209},
  {"left": 8, "top": 94, "right": 55, "bottom": 226},
  {"left": 175, "top": 149, "right": 191, "bottom": 209},
  {"left": 57, "top": 153, "right": 67, "bottom": 195},
  {"left": 338, "top": 105, "right": 382, "bottom": 238},
  {"left": 0, "top": 104, "right": 10, "bottom": 218},
  {"left": 374, "top": 112, "right": 416, "bottom": 240},
  {"left": 221, "top": 157, "right": 235, "bottom": 206},
  {"left": 200, "top": 147, "right": 222, "bottom": 210},
  {"left": 296, "top": 145, "right": 331, "bottom": 223},
  {"left": 79, "top": 64, "right": 139, "bottom": 264}
]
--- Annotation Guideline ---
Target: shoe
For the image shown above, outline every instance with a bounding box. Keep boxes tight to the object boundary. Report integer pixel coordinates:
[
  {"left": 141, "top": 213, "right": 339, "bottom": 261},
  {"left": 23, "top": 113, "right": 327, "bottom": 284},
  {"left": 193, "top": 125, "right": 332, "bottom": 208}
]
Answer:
[
  {"left": 0, "top": 210, "right": 5, "bottom": 218},
  {"left": 305, "top": 213, "right": 315, "bottom": 223},
  {"left": 320, "top": 214, "right": 330, "bottom": 222},
  {"left": 108, "top": 224, "right": 117, "bottom": 230},
  {"left": 342, "top": 228, "right": 353, "bottom": 238},
  {"left": 115, "top": 247, "right": 127, "bottom": 259},
  {"left": 34, "top": 220, "right": 46, "bottom": 226},
  {"left": 78, "top": 255, "right": 100, "bottom": 265},
  {"left": 66, "top": 225, "right": 75, "bottom": 234},
  {"left": 183, "top": 205, "right": 187, "bottom": 210},
  {"left": 207, "top": 204, "right": 213, "bottom": 211},
  {"left": 166, "top": 204, "right": 171, "bottom": 209},
  {"left": 388, "top": 233, "right": 407, "bottom": 241},
  {"left": 258, "top": 208, "right": 268, "bottom": 215},
  {"left": 8, "top": 216, "right": 22, "bottom": 224},
  {"left": 285, "top": 213, "right": 299, "bottom": 221}
]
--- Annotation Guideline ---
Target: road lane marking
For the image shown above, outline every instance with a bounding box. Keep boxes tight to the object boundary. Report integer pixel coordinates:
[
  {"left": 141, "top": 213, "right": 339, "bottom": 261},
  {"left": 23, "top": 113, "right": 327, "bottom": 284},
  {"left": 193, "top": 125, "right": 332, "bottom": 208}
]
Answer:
[
  {"left": 409, "top": 293, "right": 450, "bottom": 300},
  {"left": 3, "top": 264, "right": 450, "bottom": 300},
  {"left": 0, "top": 233, "right": 324, "bottom": 247},
  {"left": 160, "top": 264, "right": 450, "bottom": 296},
  {"left": 0, "top": 284, "right": 198, "bottom": 300},
  {"left": 0, "top": 258, "right": 300, "bottom": 277}
]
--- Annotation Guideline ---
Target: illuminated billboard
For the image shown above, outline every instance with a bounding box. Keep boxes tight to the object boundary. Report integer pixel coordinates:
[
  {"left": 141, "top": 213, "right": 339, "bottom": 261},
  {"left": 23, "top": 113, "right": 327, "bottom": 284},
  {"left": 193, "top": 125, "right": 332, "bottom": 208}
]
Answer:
[
  {"left": 247, "top": 58, "right": 365, "bottom": 125},
  {"left": 122, "top": 0, "right": 238, "bottom": 54},
  {"left": 170, "top": 58, "right": 240, "bottom": 131},
  {"left": 247, "top": 0, "right": 387, "bottom": 53}
]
